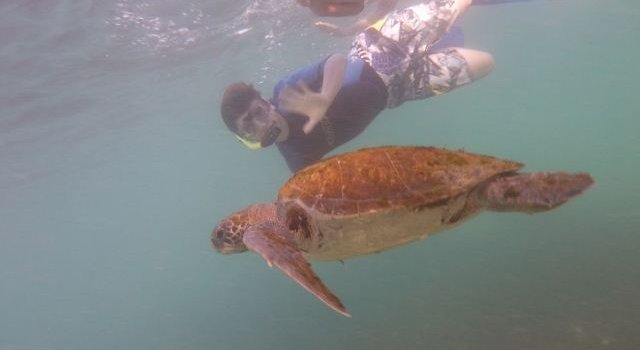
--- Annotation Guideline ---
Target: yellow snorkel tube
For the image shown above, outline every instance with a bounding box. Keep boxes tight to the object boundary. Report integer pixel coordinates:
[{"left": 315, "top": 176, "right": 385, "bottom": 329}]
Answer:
[
  {"left": 234, "top": 134, "right": 263, "bottom": 150},
  {"left": 234, "top": 123, "right": 282, "bottom": 150}
]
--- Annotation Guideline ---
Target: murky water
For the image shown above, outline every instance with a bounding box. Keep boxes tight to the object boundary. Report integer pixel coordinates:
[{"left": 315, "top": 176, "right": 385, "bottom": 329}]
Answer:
[{"left": 1, "top": 0, "right": 639, "bottom": 349}]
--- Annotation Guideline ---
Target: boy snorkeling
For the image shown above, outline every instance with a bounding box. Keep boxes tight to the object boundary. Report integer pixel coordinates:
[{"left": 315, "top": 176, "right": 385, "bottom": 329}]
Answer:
[{"left": 221, "top": 0, "right": 493, "bottom": 172}]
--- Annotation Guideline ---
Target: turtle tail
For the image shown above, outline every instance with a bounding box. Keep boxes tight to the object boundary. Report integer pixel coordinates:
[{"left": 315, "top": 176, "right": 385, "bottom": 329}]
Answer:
[{"left": 480, "top": 172, "right": 594, "bottom": 214}]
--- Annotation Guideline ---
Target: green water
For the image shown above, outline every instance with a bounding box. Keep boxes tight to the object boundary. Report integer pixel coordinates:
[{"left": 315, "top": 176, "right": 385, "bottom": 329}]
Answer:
[{"left": 0, "top": 0, "right": 638, "bottom": 349}]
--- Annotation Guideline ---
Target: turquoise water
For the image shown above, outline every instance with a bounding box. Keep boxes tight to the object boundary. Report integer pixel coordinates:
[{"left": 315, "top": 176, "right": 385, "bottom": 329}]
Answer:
[{"left": 1, "top": 0, "right": 639, "bottom": 349}]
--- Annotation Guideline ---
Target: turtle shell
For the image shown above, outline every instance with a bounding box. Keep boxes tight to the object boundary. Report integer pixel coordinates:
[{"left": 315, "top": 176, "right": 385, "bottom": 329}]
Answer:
[{"left": 277, "top": 146, "right": 523, "bottom": 216}]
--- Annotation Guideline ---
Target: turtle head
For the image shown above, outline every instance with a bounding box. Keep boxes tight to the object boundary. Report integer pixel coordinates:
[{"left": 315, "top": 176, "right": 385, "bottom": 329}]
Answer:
[
  {"left": 212, "top": 204, "right": 277, "bottom": 254},
  {"left": 211, "top": 210, "right": 251, "bottom": 254}
]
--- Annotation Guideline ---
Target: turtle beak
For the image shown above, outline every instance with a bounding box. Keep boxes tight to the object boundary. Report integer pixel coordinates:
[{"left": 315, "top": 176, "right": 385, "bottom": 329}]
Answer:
[{"left": 211, "top": 226, "right": 227, "bottom": 253}]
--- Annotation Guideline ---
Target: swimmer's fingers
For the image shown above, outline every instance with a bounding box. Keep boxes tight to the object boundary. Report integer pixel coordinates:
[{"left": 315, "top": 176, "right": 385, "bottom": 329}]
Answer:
[
  {"left": 295, "top": 80, "right": 313, "bottom": 94},
  {"left": 277, "top": 85, "right": 300, "bottom": 112},
  {"left": 315, "top": 21, "right": 338, "bottom": 31},
  {"left": 278, "top": 81, "right": 329, "bottom": 135},
  {"left": 278, "top": 82, "right": 309, "bottom": 114},
  {"left": 280, "top": 81, "right": 309, "bottom": 101},
  {"left": 302, "top": 116, "right": 323, "bottom": 134},
  {"left": 314, "top": 21, "right": 343, "bottom": 36}
]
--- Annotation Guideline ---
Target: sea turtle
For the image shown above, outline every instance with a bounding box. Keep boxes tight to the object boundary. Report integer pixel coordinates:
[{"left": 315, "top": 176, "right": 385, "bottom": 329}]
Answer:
[{"left": 212, "top": 146, "right": 593, "bottom": 317}]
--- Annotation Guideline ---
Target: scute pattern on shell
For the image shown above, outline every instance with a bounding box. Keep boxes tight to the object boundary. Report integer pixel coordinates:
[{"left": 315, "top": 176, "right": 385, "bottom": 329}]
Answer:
[{"left": 277, "top": 146, "right": 523, "bottom": 216}]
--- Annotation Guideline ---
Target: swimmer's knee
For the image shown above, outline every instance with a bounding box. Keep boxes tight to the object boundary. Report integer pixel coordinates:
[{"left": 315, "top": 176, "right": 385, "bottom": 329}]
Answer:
[
  {"left": 471, "top": 51, "right": 494, "bottom": 81},
  {"left": 454, "top": 48, "right": 494, "bottom": 81}
]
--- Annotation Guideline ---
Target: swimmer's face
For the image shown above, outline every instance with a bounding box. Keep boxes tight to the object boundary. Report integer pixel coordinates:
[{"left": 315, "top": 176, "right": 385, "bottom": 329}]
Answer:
[{"left": 234, "top": 98, "right": 283, "bottom": 149}]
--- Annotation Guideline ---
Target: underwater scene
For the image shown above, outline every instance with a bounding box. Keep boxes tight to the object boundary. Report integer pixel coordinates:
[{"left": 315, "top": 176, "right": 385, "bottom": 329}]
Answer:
[{"left": 1, "top": 0, "right": 639, "bottom": 349}]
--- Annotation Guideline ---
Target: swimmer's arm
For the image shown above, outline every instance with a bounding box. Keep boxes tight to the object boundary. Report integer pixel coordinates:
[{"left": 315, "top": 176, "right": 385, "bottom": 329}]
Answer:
[
  {"left": 278, "top": 54, "right": 347, "bottom": 134},
  {"left": 319, "top": 53, "right": 347, "bottom": 108},
  {"left": 316, "top": 0, "right": 399, "bottom": 37}
]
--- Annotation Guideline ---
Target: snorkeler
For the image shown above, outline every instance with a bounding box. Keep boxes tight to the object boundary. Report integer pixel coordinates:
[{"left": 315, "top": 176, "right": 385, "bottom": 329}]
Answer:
[
  {"left": 303, "top": 0, "right": 536, "bottom": 37},
  {"left": 220, "top": 0, "right": 494, "bottom": 172}
]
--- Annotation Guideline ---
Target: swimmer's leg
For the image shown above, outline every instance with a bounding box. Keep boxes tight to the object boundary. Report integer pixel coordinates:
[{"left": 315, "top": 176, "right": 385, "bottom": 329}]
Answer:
[
  {"left": 420, "top": 47, "right": 494, "bottom": 97},
  {"left": 420, "top": 0, "right": 473, "bottom": 31},
  {"left": 384, "top": 0, "right": 472, "bottom": 52},
  {"left": 387, "top": 47, "right": 494, "bottom": 106}
]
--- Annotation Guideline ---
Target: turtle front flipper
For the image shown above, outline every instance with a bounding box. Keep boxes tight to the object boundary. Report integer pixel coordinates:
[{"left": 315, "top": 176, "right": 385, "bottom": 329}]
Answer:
[
  {"left": 481, "top": 172, "right": 594, "bottom": 213},
  {"left": 243, "top": 222, "right": 351, "bottom": 317}
]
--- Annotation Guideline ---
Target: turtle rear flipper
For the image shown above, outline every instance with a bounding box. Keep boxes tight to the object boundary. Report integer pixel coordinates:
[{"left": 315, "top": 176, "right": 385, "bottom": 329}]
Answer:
[
  {"left": 243, "top": 222, "right": 351, "bottom": 317},
  {"left": 481, "top": 172, "right": 594, "bottom": 214}
]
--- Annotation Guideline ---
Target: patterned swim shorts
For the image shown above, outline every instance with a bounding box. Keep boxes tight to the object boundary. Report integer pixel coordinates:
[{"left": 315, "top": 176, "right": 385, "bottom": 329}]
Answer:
[{"left": 349, "top": 0, "right": 472, "bottom": 108}]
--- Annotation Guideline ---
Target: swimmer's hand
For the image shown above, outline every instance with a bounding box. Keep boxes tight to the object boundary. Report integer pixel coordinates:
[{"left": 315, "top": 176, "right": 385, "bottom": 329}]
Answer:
[
  {"left": 314, "top": 21, "right": 349, "bottom": 37},
  {"left": 278, "top": 81, "right": 331, "bottom": 134}
]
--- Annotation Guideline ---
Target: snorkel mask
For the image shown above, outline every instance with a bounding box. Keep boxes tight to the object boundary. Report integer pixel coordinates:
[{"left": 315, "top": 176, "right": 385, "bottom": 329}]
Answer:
[
  {"left": 299, "top": 0, "right": 365, "bottom": 17},
  {"left": 235, "top": 123, "right": 282, "bottom": 150},
  {"left": 233, "top": 97, "right": 282, "bottom": 150}
]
